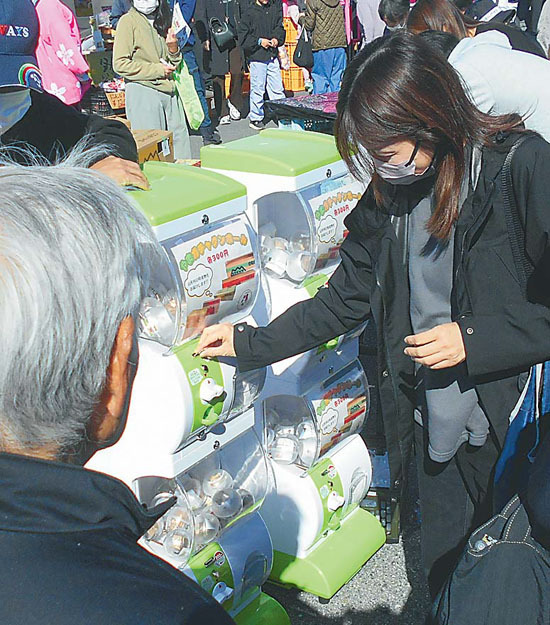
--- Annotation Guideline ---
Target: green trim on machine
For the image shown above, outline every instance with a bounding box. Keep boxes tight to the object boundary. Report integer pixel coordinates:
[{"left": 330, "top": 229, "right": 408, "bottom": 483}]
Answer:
[
  {"left": 173, "top": 339, "right": 226, "bottom": 431},
  {"left": 307, "top": 457, "right": 345, "bottom": 537},
  {"left": 200, "top": 129, "right": 341, "bottom": 177},
  {"left": 270, "top": 508, "right": 386, "bottom": 599},
  {"left": 233, "top": 592, "right": 291, "bottom": 625},
  {"left": 129, "top": 162, "right": 246, "bottom": 226},
  {"left": 303, "top": 272, "right": 329, "bottom": 298},
  {"left": 188, "top": 542, "right": 235, "bottom": 610}
]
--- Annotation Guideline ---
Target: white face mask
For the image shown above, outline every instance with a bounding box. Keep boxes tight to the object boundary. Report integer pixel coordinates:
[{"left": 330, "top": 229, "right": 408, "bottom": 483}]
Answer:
[
  {"left": 0, "top": 88, "right": 31, "bottom": 136},
  {"left": 133, "top": 0, "right": 159, "bottom": 15},
  {"left": 372, "top": 143, "right": 435, "bottom": 186}
]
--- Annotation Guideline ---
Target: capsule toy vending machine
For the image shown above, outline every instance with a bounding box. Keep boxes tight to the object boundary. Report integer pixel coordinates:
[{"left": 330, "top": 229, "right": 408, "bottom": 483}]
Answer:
[
  {"left": 86, "top": 162, "right": 289, "bottom": 625},
  {"left": 202, "top": 131, "right": 386, "bottom": 598}
]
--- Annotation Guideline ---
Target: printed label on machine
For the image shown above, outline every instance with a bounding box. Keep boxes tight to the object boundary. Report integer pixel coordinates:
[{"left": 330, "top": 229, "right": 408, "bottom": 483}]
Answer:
[
  {"left": 307, "top": 362, "right": 368, "bottom": 457},
  {"left": 169, "top": 218, "right": 259, "bottom": 339},
  {"left": 305, "top": 174, "right": 363, "bottom": 272}
]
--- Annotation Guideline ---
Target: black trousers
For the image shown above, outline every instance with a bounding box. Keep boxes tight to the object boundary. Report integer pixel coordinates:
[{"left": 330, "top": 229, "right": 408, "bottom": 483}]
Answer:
[
  {"left": 212, "top": 45, "right": 244, "bottom": 120},
  {"left": 415, "top": 422, "right": 501, "bottom": 598}
]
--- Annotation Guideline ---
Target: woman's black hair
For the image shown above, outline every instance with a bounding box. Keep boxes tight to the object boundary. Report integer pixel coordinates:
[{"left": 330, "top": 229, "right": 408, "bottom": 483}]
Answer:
[
  {"left": 418, "top": 29, "right": 460, "bottom": 58},
  {"left": 335, "top": 31, "right": 523, "bottom": 239},
  {"left": 153, "top": 0, "right": 172, "bottom": 38}
]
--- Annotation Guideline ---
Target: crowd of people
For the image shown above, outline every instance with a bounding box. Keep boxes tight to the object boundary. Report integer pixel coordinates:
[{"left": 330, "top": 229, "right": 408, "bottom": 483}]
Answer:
[{"left": 1, "top": 0, "right": 550, "bottom": 622}]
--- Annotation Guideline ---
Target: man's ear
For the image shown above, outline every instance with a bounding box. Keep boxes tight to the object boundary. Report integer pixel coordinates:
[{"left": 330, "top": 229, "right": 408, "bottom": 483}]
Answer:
[{"left": 89, "top": 316, "right": 136, "bottom": 445}]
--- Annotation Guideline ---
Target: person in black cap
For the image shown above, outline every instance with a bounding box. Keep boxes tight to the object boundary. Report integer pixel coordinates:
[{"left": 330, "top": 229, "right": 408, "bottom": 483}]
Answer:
[{"left": 0, "top": 0, "right": 149, "bottom": 189}]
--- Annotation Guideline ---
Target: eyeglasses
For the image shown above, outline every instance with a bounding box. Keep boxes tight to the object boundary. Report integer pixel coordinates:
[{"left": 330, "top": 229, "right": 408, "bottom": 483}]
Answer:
[{"left": 404, "top": 140, "right": 421, "bottom": 167}]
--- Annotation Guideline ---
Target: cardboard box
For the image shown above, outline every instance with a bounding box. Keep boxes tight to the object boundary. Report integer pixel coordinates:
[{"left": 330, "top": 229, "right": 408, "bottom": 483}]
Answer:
[
  {"left": 132, "top": 129, "right": 175, "bottom": 164},
  {"left": 105, "top": 115, "right": 131, "bottom": 130}
]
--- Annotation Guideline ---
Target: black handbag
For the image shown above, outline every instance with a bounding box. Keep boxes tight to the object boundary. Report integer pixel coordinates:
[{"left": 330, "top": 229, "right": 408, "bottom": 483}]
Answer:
[
  {"left": 294, "top": 28, "right": 314, "bottom": 68},
  {"left": 209, "top": 1, "right": 236, "bottom": 51},
  {"left": 430, "top": 495, "right": 550, "bottom": 625}
]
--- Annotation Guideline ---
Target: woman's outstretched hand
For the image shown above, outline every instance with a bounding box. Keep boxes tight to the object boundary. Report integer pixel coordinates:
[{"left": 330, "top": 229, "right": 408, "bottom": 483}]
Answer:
[
  {"left": 404, "top": 322, "right": 466, "bottom": 369},
  {"left": 195, "top": 323, "right": 236, "bottom": 359}
]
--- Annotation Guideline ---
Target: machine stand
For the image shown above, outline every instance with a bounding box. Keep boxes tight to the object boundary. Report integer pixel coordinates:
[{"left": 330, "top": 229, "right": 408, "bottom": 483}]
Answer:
[{"left": 270, "top": 508, "right": 386, "bottom": 599}]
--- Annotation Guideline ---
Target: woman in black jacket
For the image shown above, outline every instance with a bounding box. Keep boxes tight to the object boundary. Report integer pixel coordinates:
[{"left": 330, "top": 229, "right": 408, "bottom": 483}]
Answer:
[
  {"left": 195, "top": 0, "right": 245, "bottom": 124},
  {"left": 196, "top": 32, "right": 550, "bottom": 596}
]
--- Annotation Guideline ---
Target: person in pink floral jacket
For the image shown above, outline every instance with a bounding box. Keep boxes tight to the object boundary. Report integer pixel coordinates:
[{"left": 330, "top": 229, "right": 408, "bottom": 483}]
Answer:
[{"left": 35, "top": 0, "right": 92, "bottom": 106}]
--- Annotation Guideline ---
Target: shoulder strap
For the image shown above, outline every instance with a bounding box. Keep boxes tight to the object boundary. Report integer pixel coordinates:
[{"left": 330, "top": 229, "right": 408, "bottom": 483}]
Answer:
[{"left": 501, "top": 134, "right": 534, "bottom": 297}]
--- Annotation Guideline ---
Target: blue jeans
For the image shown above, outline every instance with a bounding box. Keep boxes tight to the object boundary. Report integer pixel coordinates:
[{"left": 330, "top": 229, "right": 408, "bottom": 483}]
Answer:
[
  {"left": 182, "top": 47, "right": 213, "bottom": 137},
  {"left": 248, "top": 58, "right": 285, "bottom": 122},
  {"left": 312, "top": 47, "right": 347, "bottom": 95}
]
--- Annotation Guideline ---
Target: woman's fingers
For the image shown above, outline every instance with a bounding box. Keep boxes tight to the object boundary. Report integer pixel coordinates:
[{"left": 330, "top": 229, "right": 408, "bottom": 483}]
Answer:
[{"left": 195, "top": 323, "right": 236, "bottom": 358}]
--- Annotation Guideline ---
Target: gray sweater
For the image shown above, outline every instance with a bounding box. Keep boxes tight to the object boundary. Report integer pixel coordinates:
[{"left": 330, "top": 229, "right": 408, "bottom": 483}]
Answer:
[{"left": 408, "top": 166, "right": 489, "bottom": 462}]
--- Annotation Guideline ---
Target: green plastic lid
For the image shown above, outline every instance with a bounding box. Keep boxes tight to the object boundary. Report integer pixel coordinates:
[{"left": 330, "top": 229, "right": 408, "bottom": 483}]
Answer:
[
  {"left": 200, "top": 129, "right": 341, "bottom": 177},
  {"left": 129, "top": 162, "right": 246, "bottom": 227}
]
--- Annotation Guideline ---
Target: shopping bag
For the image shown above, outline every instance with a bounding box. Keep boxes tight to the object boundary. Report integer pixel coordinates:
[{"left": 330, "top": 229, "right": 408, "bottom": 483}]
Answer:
[
  {"left": 173, "top": 60, "right": 205, "bottom": 131},
  {"left": 494, "top": 362, "right": 550, "bottom": 509},
  {"left": 294, "top": 29, "right": 314, "bottom": 68}
]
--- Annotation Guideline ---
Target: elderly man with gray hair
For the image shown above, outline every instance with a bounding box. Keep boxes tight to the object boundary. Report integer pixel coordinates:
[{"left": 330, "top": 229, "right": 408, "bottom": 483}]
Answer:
[{"left": 0, "top": 156, "right": 235, "bottom": 625}]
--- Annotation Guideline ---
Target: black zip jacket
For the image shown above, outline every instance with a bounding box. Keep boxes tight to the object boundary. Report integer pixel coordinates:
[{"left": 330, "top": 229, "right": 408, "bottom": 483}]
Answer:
[
  {"left": 234, "top": 132, "right": 550, "bottom": 497},
  {"left": 1, "top": 90, "right": 138, "bottom": 164},
  {"left": 237, "top": 0, "right": 286, "bottom": 62},
  {"left": 0, "top": 452, "right": 235, "bottom": 625}
]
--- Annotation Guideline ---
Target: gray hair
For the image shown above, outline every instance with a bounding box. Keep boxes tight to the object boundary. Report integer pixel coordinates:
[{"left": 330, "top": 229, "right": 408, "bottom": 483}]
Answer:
[{"left": 0, "top": 148, "right": 158, "bottom": 453}]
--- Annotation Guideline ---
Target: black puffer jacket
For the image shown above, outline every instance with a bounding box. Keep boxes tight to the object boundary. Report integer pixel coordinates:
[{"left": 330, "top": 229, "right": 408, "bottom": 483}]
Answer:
[
  {"left": 303, "top": 0, "right": 347, "bottom": 51},
  {"left": 237, "top": 0, "right": 286, "bottom": 62},
  {"left": 234, "top": 132, "right": 550, "bottom": 500}
]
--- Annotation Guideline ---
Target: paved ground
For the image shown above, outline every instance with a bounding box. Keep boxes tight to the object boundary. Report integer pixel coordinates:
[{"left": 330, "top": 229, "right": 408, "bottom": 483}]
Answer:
[
  {"left": 265, "top": 466, "right": 431, "bottom": 625},
  {"left": 189, "top": 116, "right": 278, "bottom": 159},
  {"left": 192, "top": 113, "right": 432, "bottom": 624}
]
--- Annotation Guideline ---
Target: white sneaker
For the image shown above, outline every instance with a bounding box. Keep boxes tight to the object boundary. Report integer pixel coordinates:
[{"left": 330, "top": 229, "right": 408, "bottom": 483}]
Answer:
[
  {"left": 219, "top": 115, "right": 231, "bottom": 125},
  {"left": 228, "top": 101, "right": 241, "bottom": 120}
]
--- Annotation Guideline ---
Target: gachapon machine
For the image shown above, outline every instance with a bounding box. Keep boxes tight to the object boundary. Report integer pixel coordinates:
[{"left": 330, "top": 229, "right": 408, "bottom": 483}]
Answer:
[
  {"left": 131, "top": 429, "right": 287, "bottom": 624},
  {"left": 87, "top": 162, "right": 288, "bottom": 624},
  {"left": 201, "top": 129, "right": 367, "bottom": 376},
  {"left": 259, "top": 356, "right": 386, "bottom": 599}
]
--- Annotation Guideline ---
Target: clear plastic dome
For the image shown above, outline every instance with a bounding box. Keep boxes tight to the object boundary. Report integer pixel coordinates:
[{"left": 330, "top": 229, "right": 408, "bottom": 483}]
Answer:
[
  {"left": 255, "top": 172, "right": 364, "bottom": 287},
  {"left": 228, "top": 367, "right": 266, "bottom": 420},
  {"left": 264, "top": 395, "right": 320, "bottom": 468},
  {"left": 263, "top": 360, "right": 370, "bottom": 468},
  {"left": 134, "top": 476, "right": 196, "bottom": 568},
  {"left": 170, "top": 430, "right": 269, "bottom": 555},
  {"left": 139, "top": 214, "right": 261, "bottom": 348}
]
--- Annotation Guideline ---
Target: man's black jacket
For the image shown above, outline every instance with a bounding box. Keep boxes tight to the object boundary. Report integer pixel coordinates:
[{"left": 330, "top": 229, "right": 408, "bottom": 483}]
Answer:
[
  {"left": 235, "top": 132, "right": 550, "bottom": 497},
  {"left": 1, "top": 90, "right": 138, "bottom": 164},
  {"left": 0, "top": 453, "right": 235, "bottom": 625},
  {"left": 238, "top": 0, "right": 286, "bottom": 62}
]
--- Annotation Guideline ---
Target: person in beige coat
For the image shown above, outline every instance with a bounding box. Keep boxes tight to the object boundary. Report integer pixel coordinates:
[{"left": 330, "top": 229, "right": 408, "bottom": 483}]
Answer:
[
  {"left": 301, "top": 0, "right": 347, "bottom": 93},
  {"left": 113, "top": 0, "right": 191, "bottom": 158}
]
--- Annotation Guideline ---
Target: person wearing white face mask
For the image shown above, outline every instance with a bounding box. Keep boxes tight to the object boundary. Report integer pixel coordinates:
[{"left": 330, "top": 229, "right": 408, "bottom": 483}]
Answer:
[
  {"left": 113, "top": 0, "right": 192, "bottom": 158},
  {"left": 378, "top": 0, "right": 410, "bottom": 35},
  {"left": 0, "top": 0, "right": 148, "bottom": 189},
  {"left": 195, "top": 32, "right": 550, "bottom": 604}
]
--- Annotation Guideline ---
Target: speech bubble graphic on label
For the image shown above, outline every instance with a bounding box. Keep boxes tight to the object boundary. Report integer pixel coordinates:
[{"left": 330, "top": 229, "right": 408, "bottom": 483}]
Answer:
[
  {"left": 184, "top": 263, "right": 213, "bottom": 298},
  {"left": 317, "top": 215, "right": 338, "bottom": 244},
  {"left": 319, "top": 408, "right": 339, "bottom": 435}
]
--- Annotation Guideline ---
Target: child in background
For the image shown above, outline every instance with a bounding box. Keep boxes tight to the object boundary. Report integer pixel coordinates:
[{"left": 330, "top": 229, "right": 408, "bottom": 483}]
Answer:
[{"left": 238, "top": 0, "right": 286, "bottom": 130}]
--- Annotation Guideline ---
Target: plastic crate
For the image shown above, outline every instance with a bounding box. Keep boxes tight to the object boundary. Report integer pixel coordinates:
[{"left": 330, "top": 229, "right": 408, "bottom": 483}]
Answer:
[
  {"left": 224, "top": 73, "right": 250, "bottom": 98},
  {"left": 80, "top": 86, "right": 119, "bottom": 117}
]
